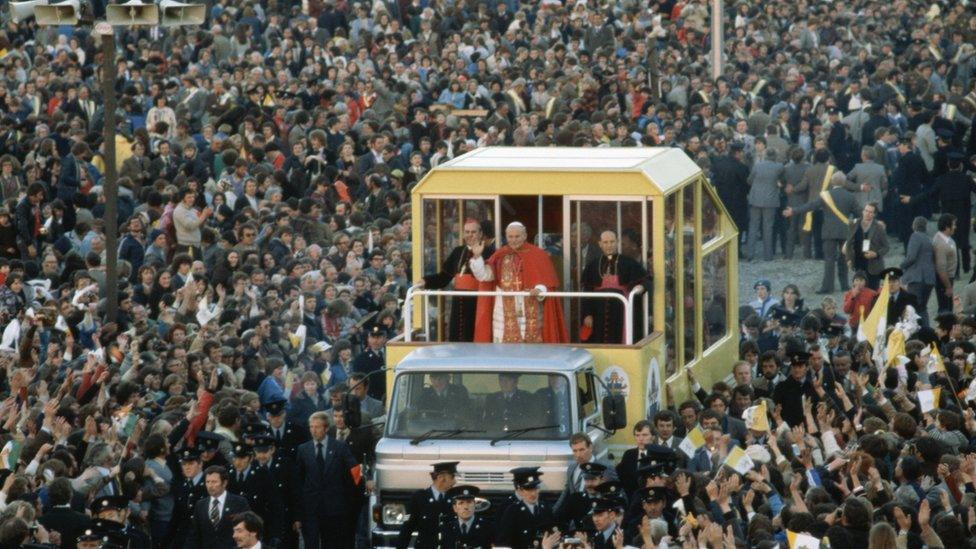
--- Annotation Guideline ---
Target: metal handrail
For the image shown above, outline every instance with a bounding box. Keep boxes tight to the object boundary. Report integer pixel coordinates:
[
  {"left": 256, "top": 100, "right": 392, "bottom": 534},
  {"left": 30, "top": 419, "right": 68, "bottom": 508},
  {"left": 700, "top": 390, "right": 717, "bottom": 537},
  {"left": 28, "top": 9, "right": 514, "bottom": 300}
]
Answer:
[{"left": 404, "top": 284, "right": 643, "bottom": 344}]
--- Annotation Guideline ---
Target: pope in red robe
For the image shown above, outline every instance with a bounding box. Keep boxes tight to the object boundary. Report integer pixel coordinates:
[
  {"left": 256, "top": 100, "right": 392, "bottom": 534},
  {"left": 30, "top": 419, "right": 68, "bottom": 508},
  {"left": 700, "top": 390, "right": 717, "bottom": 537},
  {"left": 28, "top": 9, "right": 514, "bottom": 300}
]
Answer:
[{"left": 469, "top": 222, "right": 568, "bottom": 343}]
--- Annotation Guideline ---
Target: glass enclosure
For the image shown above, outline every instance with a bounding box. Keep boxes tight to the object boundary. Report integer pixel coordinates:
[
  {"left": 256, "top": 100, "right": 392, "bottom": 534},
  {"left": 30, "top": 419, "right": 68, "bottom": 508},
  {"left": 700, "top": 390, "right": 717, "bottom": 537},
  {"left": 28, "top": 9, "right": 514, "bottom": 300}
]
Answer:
[{"left": 387, "top": 371, "right": 575, "bottom": 439}]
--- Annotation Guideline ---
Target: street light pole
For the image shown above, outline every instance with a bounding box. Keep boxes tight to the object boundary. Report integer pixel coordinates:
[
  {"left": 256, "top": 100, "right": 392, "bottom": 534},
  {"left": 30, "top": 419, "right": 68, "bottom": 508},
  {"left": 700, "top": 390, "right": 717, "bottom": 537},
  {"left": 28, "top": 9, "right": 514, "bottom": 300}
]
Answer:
[
  {"left": 100, "top": 30, "right": 119, "bottom": 323},
  {"left": 710, "top": 0, "right": 724, "bottom": 80}
]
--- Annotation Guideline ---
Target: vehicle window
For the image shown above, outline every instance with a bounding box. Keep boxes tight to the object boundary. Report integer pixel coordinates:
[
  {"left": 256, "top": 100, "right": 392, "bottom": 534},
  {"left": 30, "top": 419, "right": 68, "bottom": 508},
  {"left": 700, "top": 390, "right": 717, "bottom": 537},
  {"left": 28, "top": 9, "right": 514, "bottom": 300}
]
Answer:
[
  {"left": 387, "top": 372, "right": 574, "bottom": 439},
  {"left": 576, "top": 372, "right": 596, "bottom": 420}
]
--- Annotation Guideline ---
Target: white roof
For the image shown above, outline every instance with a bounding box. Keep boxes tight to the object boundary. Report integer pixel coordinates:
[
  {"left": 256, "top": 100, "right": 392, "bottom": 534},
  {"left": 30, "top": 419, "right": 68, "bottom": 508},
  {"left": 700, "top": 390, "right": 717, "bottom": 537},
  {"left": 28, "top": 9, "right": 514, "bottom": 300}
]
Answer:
[
  {"left": 397, "top": 343, "right": 593, "bottom": 372},
  {"left": 436, "top": 147, "right": 701, "bottom": 193}
]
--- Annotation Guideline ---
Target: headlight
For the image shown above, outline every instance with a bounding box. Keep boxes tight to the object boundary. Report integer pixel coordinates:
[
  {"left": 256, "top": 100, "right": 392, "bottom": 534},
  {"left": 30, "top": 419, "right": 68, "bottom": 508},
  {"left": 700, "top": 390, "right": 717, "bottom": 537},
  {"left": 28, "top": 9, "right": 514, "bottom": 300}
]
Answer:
[{"left": 382, "top": 503, "right": 408, "bottom": 526}]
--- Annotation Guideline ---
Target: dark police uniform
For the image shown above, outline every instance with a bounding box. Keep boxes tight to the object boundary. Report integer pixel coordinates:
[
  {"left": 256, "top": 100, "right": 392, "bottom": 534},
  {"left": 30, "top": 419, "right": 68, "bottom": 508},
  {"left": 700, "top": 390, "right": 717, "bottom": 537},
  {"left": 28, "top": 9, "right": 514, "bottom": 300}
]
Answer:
[
  {"left": 496, "top": 468, "right": 555, "bottom": 549},
  {"left": 246, "top": 433, "right": 296, "bottom": 549},
  {"left": 396, "top": 461, "right": 458, "bottom": 549},
  {"left": 352, "top": 325, "right": 387, "bottom": 400},
  {"left": 625, "top": 487, "right": 678, "bottom": 545},
  {"left": 89, "top": 496, "right": 151, "bottom": 549},
  {"left": 555, "top": 461, "right": 605, "bottom": 533},
  {"left": 588, "top": 497, "right": 623, "bottom": 549},
  {"left": 169, "top": 448, "right": 208, "bottom": 547},
  {"left": 195, "top": 431, "right": 231, "bottom": 470},
  {"left": 228, "top": 442, "right": 285, "bottom": 545},
  {"left": 435, "top": 485, "right": 493, "bottom": 549},
  {"left": 263, "top": 399, "right": 311, "bottom": 463}
]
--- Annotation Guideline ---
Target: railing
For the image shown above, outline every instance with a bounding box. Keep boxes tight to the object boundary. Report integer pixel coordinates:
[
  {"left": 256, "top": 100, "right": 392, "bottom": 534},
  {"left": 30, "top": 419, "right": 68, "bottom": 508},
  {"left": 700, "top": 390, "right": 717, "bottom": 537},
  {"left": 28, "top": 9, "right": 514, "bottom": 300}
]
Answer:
[{"left": 403, "top": 285, "right": 645, "bottom": 344}]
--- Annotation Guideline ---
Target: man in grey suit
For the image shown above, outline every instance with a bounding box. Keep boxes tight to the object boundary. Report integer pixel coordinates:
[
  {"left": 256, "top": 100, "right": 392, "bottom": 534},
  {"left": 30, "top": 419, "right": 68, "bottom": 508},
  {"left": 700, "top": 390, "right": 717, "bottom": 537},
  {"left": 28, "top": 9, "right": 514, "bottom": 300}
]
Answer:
[
  {"left": 846, "top": 147, "right": 888, "bottom": 212},
  {"left": 554, "top": 433, "right": 618, "bottom": 512},
  {"left": 747, "top": 148, "right": 786, "bottom": 261},
  {"left": 900, "top": 216, "right": 936, "bottom": 326},
  {"left": 785, "top": 172, "right": 860, "bottom": 293}
]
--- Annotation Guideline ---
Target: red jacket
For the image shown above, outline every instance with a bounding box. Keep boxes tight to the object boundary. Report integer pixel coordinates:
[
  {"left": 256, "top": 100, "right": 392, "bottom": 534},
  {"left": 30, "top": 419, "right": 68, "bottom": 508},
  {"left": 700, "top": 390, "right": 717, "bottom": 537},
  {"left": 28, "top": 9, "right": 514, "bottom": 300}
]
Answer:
[{"left": 843, "top": 287, "right": 877, "bottom": 328}]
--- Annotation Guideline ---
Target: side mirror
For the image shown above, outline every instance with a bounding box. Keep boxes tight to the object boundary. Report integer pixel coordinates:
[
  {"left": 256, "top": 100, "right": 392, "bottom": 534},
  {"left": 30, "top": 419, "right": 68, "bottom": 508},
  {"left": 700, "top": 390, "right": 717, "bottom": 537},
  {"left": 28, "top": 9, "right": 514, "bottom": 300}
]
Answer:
[
  {"left": 342, "top": 393, "right": 363, "bottom": 429},
  {"left": 601, "top": 393, "right": 627, "bottom": 431}
]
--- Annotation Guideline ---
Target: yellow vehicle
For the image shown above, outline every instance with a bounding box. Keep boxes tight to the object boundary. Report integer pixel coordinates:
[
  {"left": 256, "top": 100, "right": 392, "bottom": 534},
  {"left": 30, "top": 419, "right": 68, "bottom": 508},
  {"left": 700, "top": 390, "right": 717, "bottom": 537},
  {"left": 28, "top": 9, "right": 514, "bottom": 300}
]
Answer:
[{"left": 390, "top": 147, "right": 738, "bottom": 451}]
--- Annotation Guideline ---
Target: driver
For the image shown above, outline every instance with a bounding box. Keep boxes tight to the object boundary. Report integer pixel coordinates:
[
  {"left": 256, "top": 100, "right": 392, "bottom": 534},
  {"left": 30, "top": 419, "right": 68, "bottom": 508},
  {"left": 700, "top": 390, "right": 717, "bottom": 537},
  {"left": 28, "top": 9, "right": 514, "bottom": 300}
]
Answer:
[
  {"left": 534, "top": 374, "right": 573, "bottom": 435},
  {"left": 483, "top": 373, "right": 532, "bottom": 430},
  {"left": 416, "top": 372, "right": 470, "bottom": 416}
]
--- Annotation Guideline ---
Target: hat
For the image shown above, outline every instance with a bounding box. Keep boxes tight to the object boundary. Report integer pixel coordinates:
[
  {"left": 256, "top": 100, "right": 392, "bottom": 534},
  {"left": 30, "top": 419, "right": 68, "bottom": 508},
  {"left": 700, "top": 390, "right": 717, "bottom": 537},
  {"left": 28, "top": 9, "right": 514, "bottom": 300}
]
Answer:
[
  {"left": 432, "top": 461, "right": 460, "bottom": 476},
  {"left": 827, "top": 107, "right": 841, "bottom": 116},
  {"left": 251, "top": 434, "right": 275, "bottom": 450},
  {"left": 77, "top": 529, "right": 102, "bottom": 542},
  {"left": 195, "top": 431, "right": 222, "bottom": 451},
  {"left": 231, "top": 442, "right": 254, "bottom": 457},
  {"left": 821, "top": 324, "right": 845, "bottom": 338},
  {"left": 936, "top": 128, "right": 955, "bottom": 139},
  {"left": 729, "top": 142, "right": 745, "bottom": 152},
  {"left": 263, "top": 398, "right": 288, "bottom": 416},
  {"left": 178, "top": 447, "right": 202, "bottom": 462},
  {"left": 446, "top": 484, "right": 480, "bottom": 501},
  {"left": 90, "top": 495, "right": 128, "bottom": 514},
  {"left": 367, "top": 324, "right": 387, "bottom": 337},
  {"left": 771, "top": 307, "right": 800, "bottom": 327},
  {"left": 580, "top": 461, "right": 608, "bottom": 479},
  {"left": 636, "top": 462, "right": 669, "bottom": 479},
  {"left": 590, "top": 497, "right": 617, "bottom": 513},
  {"left": 789, "top": 350, "right": 812, "bottom": 364},
  {"left": 753, "top": 279, "right": 771, "bottom": 291},
  {"left": 948, "top": 151, "right": 966, "bottom": 162},
  {"left": 242, "top": 422, "right": 270, "bottom": 438},
  {"left": 390, "top": 169, "right": 404, "bottom": 179},
  {"left": 638, "top": 486, "right": 669, "bottom": 503},
  {"left": 511, "top": 466, "right": 543, "bottom": 488},
  {"left": 880, "top": 267, "right": 903, "bottom": 280},
  {"left": 594, "top": 480, "right": 624, "bottom": 499}
]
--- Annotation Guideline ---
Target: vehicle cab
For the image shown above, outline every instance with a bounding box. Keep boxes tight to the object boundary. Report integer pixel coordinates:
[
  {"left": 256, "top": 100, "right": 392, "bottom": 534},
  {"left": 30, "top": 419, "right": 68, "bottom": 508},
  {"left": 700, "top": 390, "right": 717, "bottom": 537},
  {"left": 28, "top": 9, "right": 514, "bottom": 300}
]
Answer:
[{"left": 370, "top": 343, "right": 625, "bottom": 546}]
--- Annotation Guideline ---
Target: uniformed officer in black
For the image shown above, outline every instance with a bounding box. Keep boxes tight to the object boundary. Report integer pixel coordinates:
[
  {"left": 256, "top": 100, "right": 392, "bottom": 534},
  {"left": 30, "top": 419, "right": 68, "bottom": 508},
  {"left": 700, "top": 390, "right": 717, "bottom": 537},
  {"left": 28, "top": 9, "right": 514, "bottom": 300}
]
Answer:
[
  {"left": 622, "top": 463, "right": 670, "bottom": 536},
  {"left": 555, "top": 461, "right": 605, "bottom": 533},
  {"left": 263, "top": 397, "right": 310, "bottom": 462},
  {"left": 396, "top": 461, "right": 459, "bottom": 549},
  {"left": 89, "top": 495, "right": 151, "bottom": 549},
  {"left": 496, "top": 467, "right": 555, "bottom": 549},
  {"left": 76, "top": 528, "right": 103, "bottom": 549},
  {"left": 589, "top": 497, "right": 623, "bottom": 549},
  {"left": 249, "top": 433, "right": 296, "bottom": 549},
  {"left": 195, "top": 431, "right": 230, "bottom": 469},
  {"left": 169, "top": 448, "right": 208, "bottom": 547},
  {"left": 228, "top": 441, "right": 284, "bottom": 546},
  {"left": 353, "top": 324, "right": 388, "bottom": 400},
  {"left": 435, "top": 485, "right": 493, "bottom": 548},
  {"left": 625, "top": 486, "right": 677, "bottom": 545}
]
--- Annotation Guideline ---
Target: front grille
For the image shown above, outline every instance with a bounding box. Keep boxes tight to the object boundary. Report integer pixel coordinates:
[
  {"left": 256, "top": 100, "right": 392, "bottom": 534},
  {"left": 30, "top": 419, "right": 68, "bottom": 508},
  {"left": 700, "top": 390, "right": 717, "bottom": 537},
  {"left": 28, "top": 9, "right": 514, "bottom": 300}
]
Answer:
[{"left": 456, "top": 471, "right": 510, "bottom": 484}]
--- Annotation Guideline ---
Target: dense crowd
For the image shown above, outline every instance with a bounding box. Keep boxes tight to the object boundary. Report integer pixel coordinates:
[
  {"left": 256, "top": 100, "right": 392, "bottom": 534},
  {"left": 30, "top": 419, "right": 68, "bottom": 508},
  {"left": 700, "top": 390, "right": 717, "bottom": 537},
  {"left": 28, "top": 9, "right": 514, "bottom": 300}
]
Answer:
[{"left": 0, "top": 0, "right": 972, "bottom": 547}]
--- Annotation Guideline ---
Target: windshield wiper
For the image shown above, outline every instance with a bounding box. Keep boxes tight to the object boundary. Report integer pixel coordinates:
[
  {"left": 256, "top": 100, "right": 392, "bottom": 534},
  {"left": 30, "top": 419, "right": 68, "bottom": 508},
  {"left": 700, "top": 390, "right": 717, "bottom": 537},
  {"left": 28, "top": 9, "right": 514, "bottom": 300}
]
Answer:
[
  {"left": 409, "top": 428, "right": 484, "bottom": 445},
  {"left": 490, "top": 424, "right": 560, "bottom": 446}
]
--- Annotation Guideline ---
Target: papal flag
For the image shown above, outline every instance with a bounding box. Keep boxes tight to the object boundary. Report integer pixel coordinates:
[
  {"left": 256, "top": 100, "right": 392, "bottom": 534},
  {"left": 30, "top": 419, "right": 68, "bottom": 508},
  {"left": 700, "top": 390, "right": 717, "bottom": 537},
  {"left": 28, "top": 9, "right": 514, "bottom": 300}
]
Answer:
[
  {"left": 918, "top": 387, "right": 941, "bottom": 413},
  {"left": 741, "top": 400, "right": 770, "bottom": 432},
  {"left": 857, "top": 277, "right": 890, "bottom": 364},
  {"left": 723, "top": 446, "right": 755, "bottom": 474},
  {"left": 926, "top": 344, "right": 946, "bottom": 374},
  {"left": 678, "top": 426, "right": 705, "bottom": 458},
  {"left": 965, "top": 377, "right": 976, "bottom": 403},
  {"left": 885, "top": 326, "right": 906, "bottom": 367},
  {"left": 787, "top": 530, "right": 821, "bottom": 549}
]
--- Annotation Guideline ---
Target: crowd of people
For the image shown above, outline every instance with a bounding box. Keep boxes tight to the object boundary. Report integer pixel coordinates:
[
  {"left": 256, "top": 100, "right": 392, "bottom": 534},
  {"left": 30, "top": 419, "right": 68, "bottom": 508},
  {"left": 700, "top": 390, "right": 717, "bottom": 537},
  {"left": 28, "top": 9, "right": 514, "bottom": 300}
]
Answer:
[{"left": 0, "top": 0, "right": 972, "bottom": 547}]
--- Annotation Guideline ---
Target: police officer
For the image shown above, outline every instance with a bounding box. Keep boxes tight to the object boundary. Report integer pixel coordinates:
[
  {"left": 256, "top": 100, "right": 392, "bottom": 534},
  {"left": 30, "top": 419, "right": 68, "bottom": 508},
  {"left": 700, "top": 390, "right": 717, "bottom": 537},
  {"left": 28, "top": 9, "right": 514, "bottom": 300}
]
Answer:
[
  {"left": 555, "top": 462, "right": 605, "bottom": 533},
  {"left": 89, "top": 495, "right": 151, "bottom": 549},
  {"left": 76, "top": 529, "right": 103, "bottom": 549},
  {"left": 249, "top": 433, "right": 296, "bottom": 549},
  {"left": 496, "top": 467, "right": 555, "bottom": 549},
  {"left": 623, "top": 463, "right": 670, "bottom": 535},
  {"left": 396, "top": 461, "right": 459, "bottom": 549},
  {"left": 625, "top": 486, "right": 676, "bottom": 545},
  {"left": 588, "top": 497, "right": 623, "bottom": 549},
  {"left": 169, "top": 448, "right": 208, "bottom": 547},
  {"left": 228, "top": 442, "right": 284, "bottom": 546},
  {"left": 195, "top": 431, "right": 230, "bottom": 469},
  {"left": 353, "top": 324, "right": 388, "bottom": 400},
  {"left": 436, "top": 485, "right": 493, "bottom": 548},
  {"left": 263, "top": 398, "right": 309, "bottom": 462}
]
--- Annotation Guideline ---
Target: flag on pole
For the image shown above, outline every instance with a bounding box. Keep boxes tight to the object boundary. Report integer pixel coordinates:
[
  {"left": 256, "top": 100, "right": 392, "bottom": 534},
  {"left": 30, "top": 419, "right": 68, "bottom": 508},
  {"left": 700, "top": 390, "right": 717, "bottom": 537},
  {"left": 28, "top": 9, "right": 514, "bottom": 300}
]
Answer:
[
  {"left": 926, "top": 344, "right": 946, "bottom": 374},
  {"left": 786, "top": 530, "right": 821, "bottom": 549},
  {"left": 678, "top": 426, "right": 705, "bottom": 458},
  {"left": 723, "top": 446, "right": 755, "bottom": 474},
  {"left": 857, "top": 277, "right": 890, "bottom": 365},
  {"left": 885, "top": 327, "right": 906, "bottom": 367},
  {"left": 741, "top": 400, "right": 770, "bottom": 432},
  {"left": 918, "top": 387, "right": 941, "bottom": 413}
]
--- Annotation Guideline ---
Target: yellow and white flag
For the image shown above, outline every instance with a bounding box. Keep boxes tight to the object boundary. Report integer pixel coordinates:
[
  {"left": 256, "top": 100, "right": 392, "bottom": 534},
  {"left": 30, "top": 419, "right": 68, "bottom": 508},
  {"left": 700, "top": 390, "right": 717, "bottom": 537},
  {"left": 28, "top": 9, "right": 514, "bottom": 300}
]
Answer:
[
  {"left": 965, "top": 377, "right": 976, "bottom": 403},
  {"left": 918, "top": 387, "right": 941, "bottom": 413},
  {"left": 678, "top": 426, "right": 705, "bottom": 458},
  {"left": 857, "top": 278, "right": 889, "bottom": 365},
  {"left": 741, "top": 400, "right": 770, "bottom": 432},
  {"left": 288, "top": 325, "right": 307, "bottom": 354},
  {"left": 926, "top": 344, "right": 946, "bottom": 374},
  {"left": 723, "top": 446, "right": 755, "bottom": 474},
  {"left": 786, "top": 530, "right": 821, "bottom": 549},
  {"left": 885, "top": 327, "right": 906, "bottom": 367}
]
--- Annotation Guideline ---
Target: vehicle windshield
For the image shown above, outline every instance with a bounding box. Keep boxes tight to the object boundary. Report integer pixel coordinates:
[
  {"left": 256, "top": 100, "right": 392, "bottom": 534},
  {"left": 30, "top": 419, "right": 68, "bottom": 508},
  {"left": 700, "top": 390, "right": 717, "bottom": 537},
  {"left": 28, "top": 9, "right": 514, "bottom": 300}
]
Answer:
[{"left": 387, "top": 372, "right": 575, "bottom": 440}]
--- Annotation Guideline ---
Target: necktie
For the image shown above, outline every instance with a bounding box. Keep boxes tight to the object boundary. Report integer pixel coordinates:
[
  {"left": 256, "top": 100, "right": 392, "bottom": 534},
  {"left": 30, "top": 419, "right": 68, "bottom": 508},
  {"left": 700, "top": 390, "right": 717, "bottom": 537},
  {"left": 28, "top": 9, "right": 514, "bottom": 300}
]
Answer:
[
  {"left": 238, "top": 472, "right": 244, "bottom": 484},
  {"left": 275, "top": 429, "right": 282, "bottom": 444},
  {"left": 210, "top": 498, "right": 220, "bottom": 524},
  {"left": 315, "top": 442, "right": 325, "bottom": 468},
  {"left": 461, "top": 523, "right": 468, "bottom": 535}
]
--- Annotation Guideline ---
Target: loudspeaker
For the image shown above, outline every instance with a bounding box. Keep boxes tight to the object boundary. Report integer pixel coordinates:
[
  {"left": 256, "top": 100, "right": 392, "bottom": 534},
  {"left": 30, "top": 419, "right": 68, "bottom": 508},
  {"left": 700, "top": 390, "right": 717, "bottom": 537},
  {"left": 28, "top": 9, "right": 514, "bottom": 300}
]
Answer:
[
  {"left": 159, "top": 0, "right": 205, "bottom": 26},
  {"left": 9, "top": 0, "right": 46, "bottom": 23},
  {"left": 33, "top": 0, "right": 80, "bottom": 25},
  {"left": 105, "top": 0, "right": 159, "bottom": 26}
]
